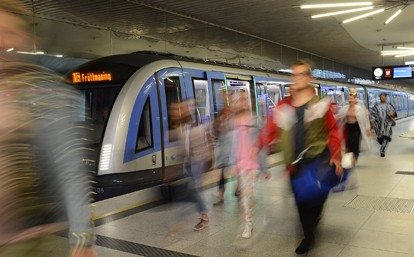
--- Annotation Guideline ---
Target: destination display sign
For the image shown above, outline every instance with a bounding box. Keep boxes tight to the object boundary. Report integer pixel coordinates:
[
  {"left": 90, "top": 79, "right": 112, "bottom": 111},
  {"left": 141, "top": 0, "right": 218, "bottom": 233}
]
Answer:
[
  {"left": 372, "top": 65, "right": 413, "bottom": 80},
  {"left": 71, "top": 71, "right": 113, "bottom": 83}
]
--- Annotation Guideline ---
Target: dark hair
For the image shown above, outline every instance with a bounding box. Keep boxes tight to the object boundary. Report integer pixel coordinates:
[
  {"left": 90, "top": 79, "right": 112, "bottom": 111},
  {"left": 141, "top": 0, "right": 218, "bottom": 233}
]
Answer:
[{"left": 291, "top": 59, "right": 315, "bottom": 75}]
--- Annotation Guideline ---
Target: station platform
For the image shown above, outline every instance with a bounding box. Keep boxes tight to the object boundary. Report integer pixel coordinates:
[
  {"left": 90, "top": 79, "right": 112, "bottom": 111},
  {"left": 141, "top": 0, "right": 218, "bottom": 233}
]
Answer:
[{"left": 87, "top": 117, "right": 414, "bottom": 257}]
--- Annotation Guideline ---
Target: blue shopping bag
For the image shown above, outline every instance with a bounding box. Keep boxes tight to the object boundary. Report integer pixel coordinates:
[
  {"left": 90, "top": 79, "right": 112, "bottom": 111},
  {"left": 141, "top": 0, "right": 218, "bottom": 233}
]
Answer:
[{"left": 291, "top": 157, "right": 342, "bottom": 205}]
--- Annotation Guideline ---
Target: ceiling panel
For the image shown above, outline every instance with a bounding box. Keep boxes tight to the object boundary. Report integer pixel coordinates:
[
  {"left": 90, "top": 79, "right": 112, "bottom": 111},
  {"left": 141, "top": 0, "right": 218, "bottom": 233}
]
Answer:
[{"left": 10, "top": 0, "right": 414, "bottom": 80}]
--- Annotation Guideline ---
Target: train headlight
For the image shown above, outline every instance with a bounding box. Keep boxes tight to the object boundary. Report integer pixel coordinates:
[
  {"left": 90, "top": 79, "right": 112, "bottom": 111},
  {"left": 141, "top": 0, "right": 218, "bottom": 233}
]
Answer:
[{"left": 99, "top": 144, "right": 112, "bottom": 171}]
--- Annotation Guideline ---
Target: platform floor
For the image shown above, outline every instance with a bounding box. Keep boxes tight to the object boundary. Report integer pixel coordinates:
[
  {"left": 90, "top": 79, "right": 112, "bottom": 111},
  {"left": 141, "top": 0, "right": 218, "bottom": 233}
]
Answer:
[{"left": 90, "top": 117, "right": 414, "bottom": 257}]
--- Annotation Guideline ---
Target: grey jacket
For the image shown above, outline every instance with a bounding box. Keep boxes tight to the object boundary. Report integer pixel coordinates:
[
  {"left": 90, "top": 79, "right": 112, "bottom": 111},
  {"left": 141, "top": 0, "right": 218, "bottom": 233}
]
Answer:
[{"left": 0, "top": 60, "right": 95, "bottom": 247}]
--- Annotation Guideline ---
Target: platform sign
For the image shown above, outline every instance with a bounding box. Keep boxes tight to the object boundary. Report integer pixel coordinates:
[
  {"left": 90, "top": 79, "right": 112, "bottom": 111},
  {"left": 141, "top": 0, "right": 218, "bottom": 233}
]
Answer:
[{"left": 372, "top": 65, "right": 413, "bottom": 80}]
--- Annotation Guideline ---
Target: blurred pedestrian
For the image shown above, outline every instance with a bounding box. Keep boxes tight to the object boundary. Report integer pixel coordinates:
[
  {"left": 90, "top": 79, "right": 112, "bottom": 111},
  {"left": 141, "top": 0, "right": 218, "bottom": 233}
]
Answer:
[
  {"left": 370, "top": 92, "right": 397, "bottom": 157},
  {"left": 0, "top": 2, "right": 97, "bottom": 257},
  {"left": 255, "top": 59, "right": 342, "bottom": 254},
  {"left": 232, "top": 92, "right": 260, "bottom": 239},
  {"left": 338, "top": 90, "right": 371, "bottom": 163},
  {"left": 213, "top": 90, "right": 234, "bottom": 205},
  {"left": 180, "top": 99, "right": 211, "bottom": 231}
]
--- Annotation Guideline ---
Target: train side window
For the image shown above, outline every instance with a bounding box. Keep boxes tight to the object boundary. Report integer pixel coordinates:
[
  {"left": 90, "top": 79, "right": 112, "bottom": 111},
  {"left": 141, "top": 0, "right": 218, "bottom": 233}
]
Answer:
[
  {"left": 193, "top": 79, "right": 211, "bottom": 123},
  {"left": 255, "top": 83, "right": 267, "bottom": 121},
  {"left": 164, "top": 77, "right": 182, "bottom": 141},
  {"left": 212, "top": 80, "right": 226, "bottom": 118},
  {"left": 136, "top": 99, "right": 153, "bottom": 152},
  {"left": 267, "top": 85, "right": 280, "bottom": 108}
]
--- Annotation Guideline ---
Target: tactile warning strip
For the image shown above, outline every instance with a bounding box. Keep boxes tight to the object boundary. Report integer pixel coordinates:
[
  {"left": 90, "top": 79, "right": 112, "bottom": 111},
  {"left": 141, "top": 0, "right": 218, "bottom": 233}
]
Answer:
[
  {"left": 96, "top": 235, "right": 198, "bottom": 257},
  {"left": 345, "top": 195, "right": 414, "bottom": 214}
]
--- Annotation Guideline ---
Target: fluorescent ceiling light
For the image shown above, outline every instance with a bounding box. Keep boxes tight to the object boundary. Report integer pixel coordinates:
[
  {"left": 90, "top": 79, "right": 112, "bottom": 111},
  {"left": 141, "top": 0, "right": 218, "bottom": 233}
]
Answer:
[
  {"left": 384, "top": 9, "right": 402, "bottom": 24},
  {"left": 312, "top": 6, "right": 373, "bottom": 18},
  {"left": 55, "top": 54, "right": 63, "bottom": 57},
  {"left": 16, "top": 51, "right": 36, "bottom": 55},
  {"left": 397, "top": 47, "right": 414, "bottom": 50},
  {"left": 381, "top": 51, "right": 414, "bottom": 56},
  {"left": 301, "top": 2, "right": 372, "bottom": 9},
  {"left": 278, "top": 69, "right": 292, "bottom": 73},
  {"left": 405, "top": 61, "right": 414, "bottom": 65},
  {"left": 6, "top": 48, "right": 14, "bottom": 52},
  {"left": 395, "top": 53, "right": 414, "bottom": 58},
  {"left": 342, "top": 8, "right": 384, "bottom": 23}
]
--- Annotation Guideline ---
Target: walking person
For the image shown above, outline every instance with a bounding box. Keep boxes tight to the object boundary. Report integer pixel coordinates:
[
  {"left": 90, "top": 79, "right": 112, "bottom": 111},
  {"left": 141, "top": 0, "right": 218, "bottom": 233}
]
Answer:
[
  {"left": 0, "top": 3, "right": 97, "bottom": 257},
  {"left": 254, "top": 59, "right": 342, "bottom": 254},
  {"left": 181, "top": 99, "right": 212, "bottom": 231},
  {"left": 213, "top": 91, "right": 234, "bottom": 205},
  {"left": 338, "top": 90, "right": 371, "bottom": 163},
  {"left": 370, "top": 93, "right": 397, "bottom": 157},
  {"left": 232, "top": 92, "right": 260, "bottom": 239}
]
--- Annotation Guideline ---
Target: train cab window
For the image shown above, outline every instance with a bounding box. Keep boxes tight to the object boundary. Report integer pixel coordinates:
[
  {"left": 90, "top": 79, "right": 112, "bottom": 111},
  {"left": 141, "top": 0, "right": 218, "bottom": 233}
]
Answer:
[
  {"left": 82, "top": 87, "right": 122, "bottom": 143},
  {"left": 136, "top": 99, "right": 153, "bottom": 151},
  {"left": 164, "top": 77, "right": 182, "bottom": 105},
  {"left": 164, "top": 77, "right": 182, "bottom": 142},
  {"left": 212, "top": 80, "right": 225, "bottom": 118}
]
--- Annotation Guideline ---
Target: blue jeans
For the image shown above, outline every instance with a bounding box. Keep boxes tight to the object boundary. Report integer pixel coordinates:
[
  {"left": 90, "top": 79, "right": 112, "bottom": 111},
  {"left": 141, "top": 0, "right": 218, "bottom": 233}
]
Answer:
[{"left": 185, "top": 160, "right": 208, "bottom": 214}]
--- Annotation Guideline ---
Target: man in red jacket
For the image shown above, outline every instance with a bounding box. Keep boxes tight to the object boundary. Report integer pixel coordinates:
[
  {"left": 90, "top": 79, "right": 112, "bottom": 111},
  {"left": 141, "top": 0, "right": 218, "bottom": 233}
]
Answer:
[{"left": 255, "top": 59, "right": 342, "bottom": 254}]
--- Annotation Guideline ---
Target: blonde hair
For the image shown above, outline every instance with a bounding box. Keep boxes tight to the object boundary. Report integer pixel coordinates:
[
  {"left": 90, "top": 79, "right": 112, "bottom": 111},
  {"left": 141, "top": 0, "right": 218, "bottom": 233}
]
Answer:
[{"left": 291, "top": 59, "right": 315, "bottom": 76}]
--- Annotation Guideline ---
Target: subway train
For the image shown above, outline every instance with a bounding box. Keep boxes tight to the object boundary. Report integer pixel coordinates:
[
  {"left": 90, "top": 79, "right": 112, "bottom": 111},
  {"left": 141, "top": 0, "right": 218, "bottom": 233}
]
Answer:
[{"left": 68, "top": 52, "right": 414, "bottom": 200}]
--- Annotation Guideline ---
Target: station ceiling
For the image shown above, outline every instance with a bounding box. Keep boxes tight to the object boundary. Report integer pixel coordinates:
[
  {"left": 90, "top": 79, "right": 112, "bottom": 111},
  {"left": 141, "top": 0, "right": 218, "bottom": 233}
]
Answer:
[{"left": 12, "top": 0, "right": 414, "bottom": 73}]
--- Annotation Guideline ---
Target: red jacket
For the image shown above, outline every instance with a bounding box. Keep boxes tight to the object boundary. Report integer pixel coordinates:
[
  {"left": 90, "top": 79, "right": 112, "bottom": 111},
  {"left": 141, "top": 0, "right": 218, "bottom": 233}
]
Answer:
[{"left": 258, "top": 96, "right": 342, "bottom": 173}]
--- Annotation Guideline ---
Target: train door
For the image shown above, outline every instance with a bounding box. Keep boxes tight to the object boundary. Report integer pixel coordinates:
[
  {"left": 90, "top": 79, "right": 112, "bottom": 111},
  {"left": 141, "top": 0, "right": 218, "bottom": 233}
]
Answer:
[
  {"left": 226, "top": 74, "right": 254, "bottom": 112},
  {"left": 254, "top": 80, "right": 282, "bottom": 124},
  {"left": 255, "top": 83, "right": 268, "bottom": 126},
  {"left": 156, "top": 68, "right": 186, "bottom": 181},
  {"left": 207, "top": 71, "right": 226, "bottom": 119}
]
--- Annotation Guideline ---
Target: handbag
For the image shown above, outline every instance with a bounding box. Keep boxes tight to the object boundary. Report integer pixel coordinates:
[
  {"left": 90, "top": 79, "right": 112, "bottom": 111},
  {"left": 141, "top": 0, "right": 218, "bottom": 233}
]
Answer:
[
  {"left": 342, "top": 152, "right": 354, "bottom": 169},
  {"left": 291, "top": 157, "right": 341, "bottom": 205}
]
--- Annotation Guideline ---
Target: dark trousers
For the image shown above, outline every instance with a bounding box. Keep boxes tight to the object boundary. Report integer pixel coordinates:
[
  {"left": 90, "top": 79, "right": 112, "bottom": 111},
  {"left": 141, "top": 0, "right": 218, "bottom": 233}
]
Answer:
[
  {"left": 218, "top": 167, "right": 226, "bottom": 191},
  {"left": 378, "top": 137, "right": 390, "bottom": 154},
  {"left": 346, "top": 122, "right": 361, "bottom": 159},
  {"left": 297, "top": 203, "right": 325, "bottom": 240}
]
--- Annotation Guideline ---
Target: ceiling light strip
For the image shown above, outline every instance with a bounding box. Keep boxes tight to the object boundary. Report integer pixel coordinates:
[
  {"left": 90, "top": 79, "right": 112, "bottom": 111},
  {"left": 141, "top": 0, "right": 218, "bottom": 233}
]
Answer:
[
  {"left": 342, "top": 8, "right": 384, "bottom": 24},
  {"left": 397, "top": 47, "right": 414, "bottom": 50},
  {"left": 311, "top": 6, "right": 373, "bottom": 18},
  {"left": 301, "top": 2, "right": 373, "bottom": 9},
  {"left": 381, "top": 50, "right": 414, "bottom": 56},
  {"left": 384, "top": 9, "right": 402, "bottom": 24},
  {"left": 395, "top": 53, "right": 414, "bottom": 58}
]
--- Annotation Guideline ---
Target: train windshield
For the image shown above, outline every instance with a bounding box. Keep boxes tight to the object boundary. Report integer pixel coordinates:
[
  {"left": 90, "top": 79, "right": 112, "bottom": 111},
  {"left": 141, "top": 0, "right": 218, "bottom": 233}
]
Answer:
[
  {"left": 69, "top": 62, "right": 138, "bottom": 144},
  {"left": 78, "top": 87, "right": 122, "bottom": 144}
]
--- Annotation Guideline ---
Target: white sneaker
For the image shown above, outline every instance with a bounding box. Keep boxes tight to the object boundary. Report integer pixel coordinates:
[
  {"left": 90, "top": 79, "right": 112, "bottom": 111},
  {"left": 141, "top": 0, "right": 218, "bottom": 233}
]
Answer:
[{"left": 242, "top": 223, "right": 253, "bottom": 239}]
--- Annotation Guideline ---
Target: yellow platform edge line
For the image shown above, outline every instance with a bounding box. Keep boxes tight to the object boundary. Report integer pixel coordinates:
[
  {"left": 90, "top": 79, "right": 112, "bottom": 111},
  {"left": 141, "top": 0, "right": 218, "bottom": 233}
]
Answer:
[{"left": 93, "top": 197, "right": 162, "bottom": 220}]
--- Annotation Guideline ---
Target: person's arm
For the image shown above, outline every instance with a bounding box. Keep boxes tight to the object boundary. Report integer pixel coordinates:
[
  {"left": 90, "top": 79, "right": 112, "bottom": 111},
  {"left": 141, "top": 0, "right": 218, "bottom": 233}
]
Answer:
[
  {"left": 323, "top": 109, "right": 343, "bottom": 175},
  {"left": 40, "top": 87, "right": 97, "bottom": 257},
  {"left": 258, "top": 115, "right": 280, "bottom": 150},
  {"left": 369, "top": 105, "right": 377, "bottom": 129},
  {"left": 389, "top": 103, "right": 397, "bottom": 118}
]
